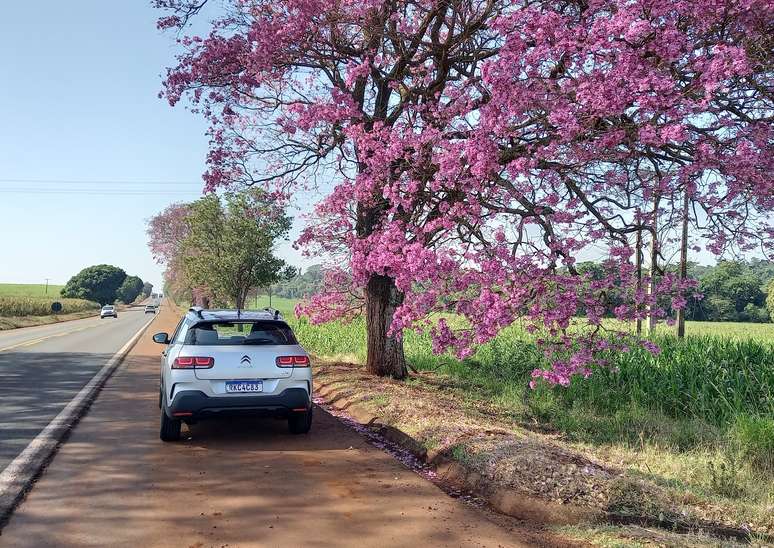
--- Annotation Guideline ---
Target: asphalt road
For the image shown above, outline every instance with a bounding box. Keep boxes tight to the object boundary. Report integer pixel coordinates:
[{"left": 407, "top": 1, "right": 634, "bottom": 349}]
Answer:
[
  {"left": 0, "top": 307, "right": 155, "bottom": 473},
  {"left": 0, "top": 303, "right": 572, "bottom": 547}
]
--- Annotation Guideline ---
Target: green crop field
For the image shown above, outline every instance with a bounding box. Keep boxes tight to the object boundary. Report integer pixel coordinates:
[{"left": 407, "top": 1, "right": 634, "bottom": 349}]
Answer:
[
  {"left": 273, "top": 297, "right": 773, "bottom": 466},
  {"left": 0, "top": 283, "right": 65, "bottom": 298},
  {"left": 0, "top": 283, "right": 98, "bottom": 318}
]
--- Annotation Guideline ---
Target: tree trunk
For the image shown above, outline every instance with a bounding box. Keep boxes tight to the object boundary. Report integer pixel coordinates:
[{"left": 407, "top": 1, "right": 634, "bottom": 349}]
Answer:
[
  {"left": 365, "top": 274, "right": 408, "bottom": 379},
  {"left": 635, "top": 228, "right": 643, "bottom": 337},
  {"left": 676, "top": 187, "right": 690, "bottom": 338}
]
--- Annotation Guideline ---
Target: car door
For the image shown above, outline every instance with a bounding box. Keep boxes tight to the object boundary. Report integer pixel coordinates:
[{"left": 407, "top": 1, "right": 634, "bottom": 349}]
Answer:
[{"left": 161, "top": 318, "right": 187, "bottom": 402}]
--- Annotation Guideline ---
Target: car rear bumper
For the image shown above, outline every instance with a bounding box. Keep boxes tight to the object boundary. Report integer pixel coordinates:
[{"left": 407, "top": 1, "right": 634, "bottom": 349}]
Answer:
[{"left": 166, "top": 388, "right": 311, "bottom": 420}]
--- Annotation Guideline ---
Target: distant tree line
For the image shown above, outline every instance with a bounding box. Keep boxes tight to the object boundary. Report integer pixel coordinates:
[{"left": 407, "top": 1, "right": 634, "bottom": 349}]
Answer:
[
  {"left": 686, "top": 260, "right": 773, "bottom": 323},
  {"left": 60, "top": 265, "right": 149, "bottom": 306},
  {"left": 268, "top": 261, "right": 773, "bottom": 324},
  {"left": 260, "top": 265, "right": 324, "bottom": 300},
  {"left": 576, "top": 259, "right": 773, "bottom": 323}
]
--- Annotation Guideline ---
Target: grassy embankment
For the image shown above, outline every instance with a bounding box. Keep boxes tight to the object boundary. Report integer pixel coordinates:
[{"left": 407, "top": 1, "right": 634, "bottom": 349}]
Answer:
[
  {"left": 257, "top": 295, "right": 774, "bottom": 536},
  {"left": 0, "top": 283, "right": 100, "bottom": 330}
]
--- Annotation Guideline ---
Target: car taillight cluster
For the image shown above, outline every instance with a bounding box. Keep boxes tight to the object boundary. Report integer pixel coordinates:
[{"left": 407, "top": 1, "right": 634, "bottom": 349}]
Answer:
[
  {"left": 276, "top": 355, "right": 310, "bottom": 368},
  {"left": 172, "top": 356, "right": 215, "bottom": 369}
]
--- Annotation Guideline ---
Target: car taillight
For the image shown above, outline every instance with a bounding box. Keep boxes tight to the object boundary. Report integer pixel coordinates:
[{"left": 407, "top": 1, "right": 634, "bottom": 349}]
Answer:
[
  {"left": 276, "top": 355, "right": 310, "bottom": 368},
  {"left": 173, "top": 356, "right": 214, "bottom": 369}
]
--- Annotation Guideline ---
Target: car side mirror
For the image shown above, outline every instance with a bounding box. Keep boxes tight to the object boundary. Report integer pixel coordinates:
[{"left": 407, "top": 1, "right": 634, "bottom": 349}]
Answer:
[{"left": 153, "top": 332, "right": 170, "bottom": 345}]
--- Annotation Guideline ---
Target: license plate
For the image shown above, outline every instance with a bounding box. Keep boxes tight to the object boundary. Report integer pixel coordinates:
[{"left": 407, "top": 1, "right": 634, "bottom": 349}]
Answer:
[{"left": 225, "top": 381, "right": 263, "bottom": 393}]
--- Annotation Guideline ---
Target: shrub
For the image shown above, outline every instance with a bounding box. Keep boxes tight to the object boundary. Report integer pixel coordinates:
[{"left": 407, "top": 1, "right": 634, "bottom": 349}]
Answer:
[
  {"left": 61, "top": 264, "right": 127, "bottom": 305},
  {"left": 707, "top": 445, "right": 745, "bottom": 499},
  {"left": 730, "top": 415, "right": 774, "bottom": 474}
]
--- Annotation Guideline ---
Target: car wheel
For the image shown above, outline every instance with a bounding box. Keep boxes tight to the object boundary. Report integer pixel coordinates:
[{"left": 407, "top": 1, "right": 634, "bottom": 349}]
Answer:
[
  {"left": 288, "top": 407, "right": 313, "bottom": 435},
  {"left": 160, "top": 411, "right": 181, "bottom": 442}
]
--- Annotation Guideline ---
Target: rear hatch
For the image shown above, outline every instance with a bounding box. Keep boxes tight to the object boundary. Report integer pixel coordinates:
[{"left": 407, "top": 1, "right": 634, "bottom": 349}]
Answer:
[
  {"left": 189, "top": 345, "right": 304, "bottom": 380},
  {"left": 180, "top": 319, "right": 305, "bottom": 380}
]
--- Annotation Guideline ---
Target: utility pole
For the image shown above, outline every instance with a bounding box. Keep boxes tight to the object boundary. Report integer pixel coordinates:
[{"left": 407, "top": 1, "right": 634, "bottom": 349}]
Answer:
[
  {"left": 647, "top": 194, "right": 661, "bottom": 335},
  {"left": 676, "top": 187, "right": 690, "bottom": 338},
  {"left": 44, "top": 278, "right": 50, "bottom": 295}
]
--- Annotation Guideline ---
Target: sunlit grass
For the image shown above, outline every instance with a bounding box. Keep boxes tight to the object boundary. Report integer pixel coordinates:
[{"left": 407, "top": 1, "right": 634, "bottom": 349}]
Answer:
[{"left": 0, "top": 283, "right": 65, "bottom": 298}]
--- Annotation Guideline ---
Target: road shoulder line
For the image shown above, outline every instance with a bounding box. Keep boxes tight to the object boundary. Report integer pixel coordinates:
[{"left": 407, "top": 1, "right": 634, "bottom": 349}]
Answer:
[{"left": 0, "top": 314, "right": 158, "bottom": 529}]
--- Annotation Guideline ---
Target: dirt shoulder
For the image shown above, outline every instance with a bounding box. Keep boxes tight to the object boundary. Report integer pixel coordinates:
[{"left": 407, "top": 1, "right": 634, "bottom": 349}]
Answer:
[
  {"left": 0, "top": 302, "right": 580, "bottom": 547},
  {"left": 313, "top": 363, "right": 771, "bottom": 547}
]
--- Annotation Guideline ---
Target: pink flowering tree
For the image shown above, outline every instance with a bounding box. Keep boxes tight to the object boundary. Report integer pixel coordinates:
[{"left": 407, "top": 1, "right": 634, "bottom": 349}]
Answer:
[
  {"left": 157, "top": 0, "right": 773, "bottom": 383},
  {"left": 147, "top": 202, "right": 217, "bottom": 307}
]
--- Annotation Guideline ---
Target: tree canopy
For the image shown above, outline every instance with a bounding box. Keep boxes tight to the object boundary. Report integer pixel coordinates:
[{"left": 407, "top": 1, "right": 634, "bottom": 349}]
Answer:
[
  {"left": 142, "top": 281, "right": 154, "bottom": 299},
  {"left": 116, "top": 275, "right": 145, "bottom": 304},
  {"left": 61, "top": 265, "right": 128, "bottom": 305},
  {"left": 157, "top": 0, "right": 773, "bottom": 383},
  {"left": 147, "top": 190, "right": 294, "bottom": 309}
]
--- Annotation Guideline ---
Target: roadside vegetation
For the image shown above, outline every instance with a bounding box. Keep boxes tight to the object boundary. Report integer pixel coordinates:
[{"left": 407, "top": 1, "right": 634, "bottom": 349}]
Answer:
[
  {"left": 0, "top": 267, "right": 150, "bottom": 330},
  {"left": 0, "top": 296, "right": 99, "bottom": 317},
  {"left": 148, "top": 189, "right": 294, "bottom": 309},
  {"left": 156, "top": 0, "right": 773, "bottom": 543},
  {"left": 252, "top": 295, "right": 774, "bottom": 540},
  {"left": 0, "top": 285, "right": 101, "bottom": 330},
  {"left": 61, "top": 264, "right": 145, "bottom": 305}
]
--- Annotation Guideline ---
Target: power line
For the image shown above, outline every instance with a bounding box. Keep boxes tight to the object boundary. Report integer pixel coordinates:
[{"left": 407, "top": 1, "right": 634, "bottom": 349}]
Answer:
[
  {"left": 0, "top": 178, "right": 202, "bottom": 185},
  {"left": 0, "top": 188, "right": 203, "bottom": 196}
]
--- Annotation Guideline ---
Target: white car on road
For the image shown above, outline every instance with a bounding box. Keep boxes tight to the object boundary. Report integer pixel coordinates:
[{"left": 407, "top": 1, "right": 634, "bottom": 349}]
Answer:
[
  {"left": 100, "top": 305, "right": 117, "bottom": 319},
  {"left": 153, "top": 307, "right": 313, "bottom": 441}
]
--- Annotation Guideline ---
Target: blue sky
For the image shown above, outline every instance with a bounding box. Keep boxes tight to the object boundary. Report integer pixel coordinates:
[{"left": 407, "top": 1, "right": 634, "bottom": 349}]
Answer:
[
  {"left": 0, "top": 2, "right": 736, "bottom": 292},
  {"left": 0, "top": 1, "right": 306, "bottom": 289}
]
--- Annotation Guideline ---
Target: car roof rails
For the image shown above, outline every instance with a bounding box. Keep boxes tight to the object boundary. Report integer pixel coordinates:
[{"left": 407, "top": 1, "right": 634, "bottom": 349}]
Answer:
[
  {"left": 263, "top": 307, "right": 282, "bottom": 320},
  {"left": 188, "top": 306, "right": 205, "bottom": 319}
]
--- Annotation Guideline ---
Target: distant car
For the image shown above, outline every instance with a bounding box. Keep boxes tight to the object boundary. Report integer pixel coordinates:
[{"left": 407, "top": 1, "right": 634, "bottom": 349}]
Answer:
[
  {"left": 153, "top": 307, "right": 313, "bottom": 442},
  {"left": 144, "top": 305, "right": 156, "bottom": 314},
  {"left": 100, "top": 305, "right": 117, "bottom": 319}
]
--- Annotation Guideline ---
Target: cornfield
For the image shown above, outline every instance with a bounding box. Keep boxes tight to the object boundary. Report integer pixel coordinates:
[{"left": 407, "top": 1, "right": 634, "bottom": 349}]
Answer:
[
  {"left": 0, "top": 296, "right": 100, "bottom": 317},
  {"left": 289, "top": 315, "right": 774, "bottom": 427}
]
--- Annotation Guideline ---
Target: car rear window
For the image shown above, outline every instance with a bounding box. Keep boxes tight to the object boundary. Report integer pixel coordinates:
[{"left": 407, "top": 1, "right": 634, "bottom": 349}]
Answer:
[{"left": 184, "top": 321, "right": 298, "bottom": 346}]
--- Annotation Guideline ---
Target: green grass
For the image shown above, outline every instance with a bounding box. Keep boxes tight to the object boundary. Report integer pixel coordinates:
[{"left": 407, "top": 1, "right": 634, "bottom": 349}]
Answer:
[
  {"left": 284, "top": 300, "right": 773, "bottom": 455},
  {"left": 251, "top": 295, "right": 298, "bottom": 317},
  {"left": 0, "top": 283, "right": 65, "bottom": 298},
  {"left": 283, "top": 299, "right": 774, "bottom": 531},
  {"left": 0, "top": 283, "right": 100, "bottom": 317},
  {"left": 223, "top": 295, "right": 774, "bottom": 470},
  {"left": 611, "top": 318, "right": 773, "bottom": 342}
]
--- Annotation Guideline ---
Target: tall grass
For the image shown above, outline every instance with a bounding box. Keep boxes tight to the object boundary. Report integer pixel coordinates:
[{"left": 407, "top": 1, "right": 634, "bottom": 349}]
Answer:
[
  {"left": 567, "top": 336, "right": 774, "bottom": 425},
  {"left": 289, "top": 313, "right": 773, "bottom": 442},
  {"left": 0, "top": 296, "right": 100, "bottom": 317}
]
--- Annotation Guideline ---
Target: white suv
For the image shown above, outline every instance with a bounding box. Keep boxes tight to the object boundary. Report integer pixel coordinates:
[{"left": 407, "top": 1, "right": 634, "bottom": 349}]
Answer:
[
  {"left": 153, "top": 307, "right": 313, "bottom": 442},
  {"left": 100, "top": 305, "right": 117, "bottom": 319}
]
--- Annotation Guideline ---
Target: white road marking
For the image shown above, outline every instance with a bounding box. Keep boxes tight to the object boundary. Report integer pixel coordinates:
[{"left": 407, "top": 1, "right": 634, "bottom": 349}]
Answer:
[{"left": 0, "top": 314, "right": 157, "bottom": 522}]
